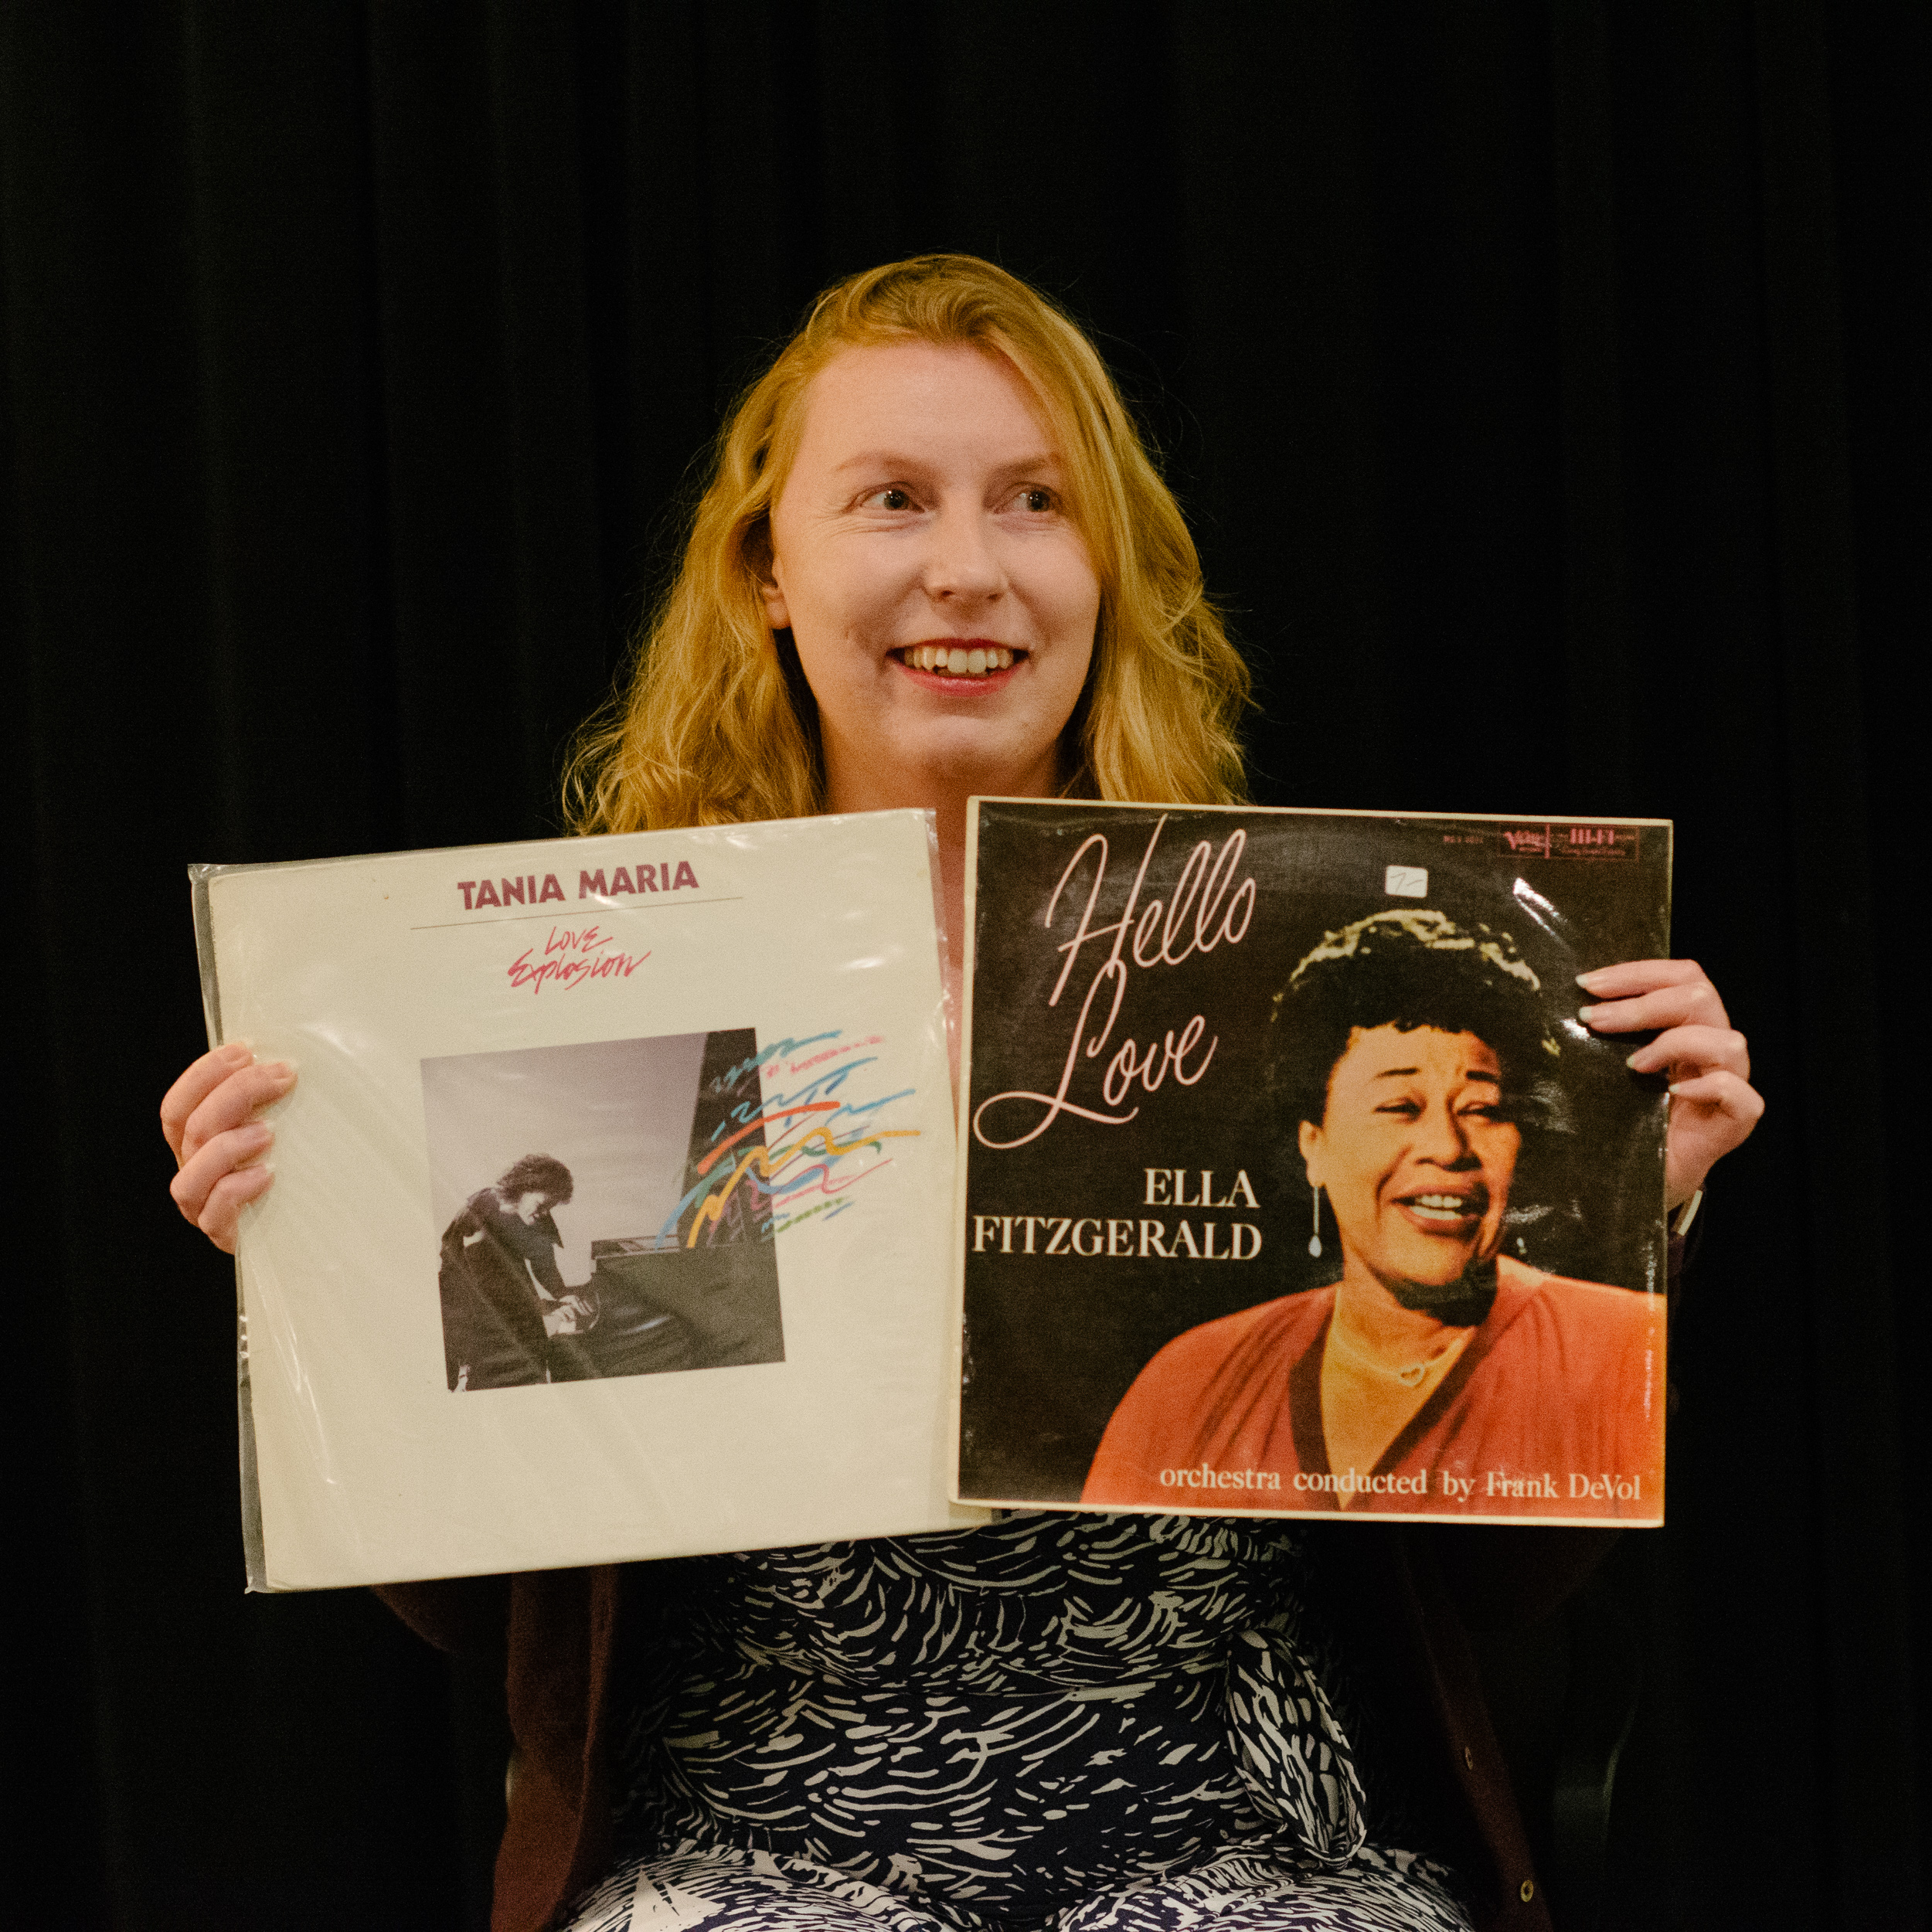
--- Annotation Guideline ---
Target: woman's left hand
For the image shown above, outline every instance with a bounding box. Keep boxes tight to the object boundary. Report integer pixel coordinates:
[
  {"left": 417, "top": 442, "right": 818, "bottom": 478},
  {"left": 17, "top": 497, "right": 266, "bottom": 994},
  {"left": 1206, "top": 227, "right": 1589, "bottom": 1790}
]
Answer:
[{"left": 1577, "top": 959, "right": 1764, "bottom": 1210}]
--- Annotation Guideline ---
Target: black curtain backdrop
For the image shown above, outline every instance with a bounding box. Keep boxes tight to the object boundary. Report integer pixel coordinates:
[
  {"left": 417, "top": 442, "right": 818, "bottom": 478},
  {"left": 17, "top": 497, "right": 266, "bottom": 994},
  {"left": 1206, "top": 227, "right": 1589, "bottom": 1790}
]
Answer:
[{"left": 4, "top": 5, "right": 1926, "bottom": 1928}]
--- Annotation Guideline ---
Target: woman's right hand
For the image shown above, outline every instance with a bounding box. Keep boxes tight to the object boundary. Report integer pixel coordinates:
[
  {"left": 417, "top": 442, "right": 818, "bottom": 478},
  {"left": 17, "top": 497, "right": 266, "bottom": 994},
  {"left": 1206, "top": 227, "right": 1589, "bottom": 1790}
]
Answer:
[{"left": 161, "top": 1043, "right": 296, "bottom": 1253}]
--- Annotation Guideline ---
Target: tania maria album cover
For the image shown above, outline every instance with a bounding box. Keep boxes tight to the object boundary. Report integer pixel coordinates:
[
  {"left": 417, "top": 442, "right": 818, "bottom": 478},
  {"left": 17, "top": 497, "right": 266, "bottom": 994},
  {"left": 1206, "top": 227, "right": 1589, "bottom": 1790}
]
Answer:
[
  {"left": 954, "top": 799, "right": 1672, "bottom": 1528},
  {"left": 191, "top": 810, "right": 975, "bottom": 1590}
]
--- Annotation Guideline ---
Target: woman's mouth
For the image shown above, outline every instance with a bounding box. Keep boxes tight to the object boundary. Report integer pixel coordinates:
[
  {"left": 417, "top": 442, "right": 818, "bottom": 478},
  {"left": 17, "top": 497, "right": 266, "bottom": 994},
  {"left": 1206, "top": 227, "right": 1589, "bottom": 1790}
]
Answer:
[
  {"left": 893, "top": 643, "right": 1022, "bottom": 679},
  {"left": 1397, "top": 1189, "right": 1488, "bottom": 1232}
]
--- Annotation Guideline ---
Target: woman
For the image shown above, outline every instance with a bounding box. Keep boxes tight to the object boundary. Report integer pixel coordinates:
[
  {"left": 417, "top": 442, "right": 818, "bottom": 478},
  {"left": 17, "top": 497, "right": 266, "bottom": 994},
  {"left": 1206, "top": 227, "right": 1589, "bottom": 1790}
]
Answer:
[
  {"left": 439, "top": 1154, "right": 594, "bottom": 1392},
  {"left": 159, "top": 256, "right": 1761, "bottom": 1932},
  {"left": 1083, "top": 910, "right": 1665, "bottom": 1519}
]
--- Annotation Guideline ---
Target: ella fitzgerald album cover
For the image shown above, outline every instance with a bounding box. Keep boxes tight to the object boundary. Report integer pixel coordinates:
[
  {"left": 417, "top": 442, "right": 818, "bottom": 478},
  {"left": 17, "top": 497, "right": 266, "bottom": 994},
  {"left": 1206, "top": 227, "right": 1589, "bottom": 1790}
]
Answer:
[{"left": 954, "top": 799, "right": 1672, "bottom": 1527}]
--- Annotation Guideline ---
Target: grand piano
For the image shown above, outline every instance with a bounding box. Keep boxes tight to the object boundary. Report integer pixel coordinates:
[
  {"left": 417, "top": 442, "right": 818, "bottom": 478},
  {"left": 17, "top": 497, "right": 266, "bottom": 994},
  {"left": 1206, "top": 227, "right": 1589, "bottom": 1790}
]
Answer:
[
  {"left": 548, "top": 1231, "right": 784, "bottom": 1383},
  {"left": 543, "top": 1025, "right": 785, "bottom": 1385}
]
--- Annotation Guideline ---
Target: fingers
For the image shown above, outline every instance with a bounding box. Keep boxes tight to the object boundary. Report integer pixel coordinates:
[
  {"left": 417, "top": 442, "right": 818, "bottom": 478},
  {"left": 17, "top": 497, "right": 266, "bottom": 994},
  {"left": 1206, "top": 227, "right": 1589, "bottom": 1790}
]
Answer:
[
  {"left": 176, "top": 1056, "right": 297, "bottom": 1167},
  {"left": 1577, "top": 960, "right": 1730, "bottom": 1038},
  {"left": 200, "top": 1162, "right": 277, "bottom": 1253},
  {"left": 161, "top": 1043, "right": 254, "bottom": 1161},
  {"left": 1666, "top": 1067, "right": 1765, "bottom": 1117},
  {"left": 170, "top": 1137, "right": 277, "bottom": 1253},
  {"left": 1624, "top": 1022, "right": 1750, "bottom": 1083},
  {"left": 1664, "top": 1069, "right": 1766, "bottom": 1207},
  {"left": 1575, "top": 958, "right": 1710, "bottom": 1000},
  {"left": 170, "top": 1117, "right": 271, "bottom": 1219},
  {"left": 161, "top": 1044, "right": 296, "bottom": 1253},
  {"left": 1579, "top": 959, "right": 1766, "bottom": 1204}
]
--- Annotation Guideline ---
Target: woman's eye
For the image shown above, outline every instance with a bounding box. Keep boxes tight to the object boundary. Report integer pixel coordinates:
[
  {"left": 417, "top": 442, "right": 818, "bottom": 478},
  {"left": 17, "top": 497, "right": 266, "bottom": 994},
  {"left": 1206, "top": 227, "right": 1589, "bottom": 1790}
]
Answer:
[
  {"left": 1376, "top": 1100, "right": 1421, "bottom": 1119},
  {"left": 1010, "top": 485, "right": 1056, "bottom": 513},
  {"left": 862, "top": 486, "right": 914, "bottom": 512}
]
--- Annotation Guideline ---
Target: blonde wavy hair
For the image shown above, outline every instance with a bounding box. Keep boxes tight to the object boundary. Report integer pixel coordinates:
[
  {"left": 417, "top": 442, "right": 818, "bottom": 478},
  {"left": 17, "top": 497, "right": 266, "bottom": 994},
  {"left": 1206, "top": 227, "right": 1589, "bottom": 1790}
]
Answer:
[{"left": 566, "top": 253, "right": 1250, "bottom": 832}]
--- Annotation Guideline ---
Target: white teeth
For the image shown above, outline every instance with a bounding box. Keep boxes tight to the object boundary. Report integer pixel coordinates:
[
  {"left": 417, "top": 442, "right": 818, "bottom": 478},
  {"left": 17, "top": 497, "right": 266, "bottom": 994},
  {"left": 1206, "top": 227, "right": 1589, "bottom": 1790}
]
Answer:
[
  {"left": 905, "top": 646, "right": 1016, "bottom": 676},
  {"left": 1409, "top": 1194, "right": 1473, "bottom": 1221}
]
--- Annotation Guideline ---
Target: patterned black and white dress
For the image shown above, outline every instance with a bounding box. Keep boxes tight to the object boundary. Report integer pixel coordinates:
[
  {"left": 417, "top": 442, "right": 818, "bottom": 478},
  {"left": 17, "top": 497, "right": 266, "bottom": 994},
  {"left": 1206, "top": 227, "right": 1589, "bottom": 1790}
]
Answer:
[{"left": 564, "top": 1513, "right": 1471, "bottom": 1931}]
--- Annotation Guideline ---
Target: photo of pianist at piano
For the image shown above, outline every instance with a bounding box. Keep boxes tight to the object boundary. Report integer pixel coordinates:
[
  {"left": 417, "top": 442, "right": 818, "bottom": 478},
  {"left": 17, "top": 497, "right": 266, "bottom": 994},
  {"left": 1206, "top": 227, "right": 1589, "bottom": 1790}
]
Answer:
[
  {"left": 437, "top": 1153, "right": 597, "bottom": 1392},
  {"left": 1083, "top": 908, "right": 1665, "bottom": 1517}
]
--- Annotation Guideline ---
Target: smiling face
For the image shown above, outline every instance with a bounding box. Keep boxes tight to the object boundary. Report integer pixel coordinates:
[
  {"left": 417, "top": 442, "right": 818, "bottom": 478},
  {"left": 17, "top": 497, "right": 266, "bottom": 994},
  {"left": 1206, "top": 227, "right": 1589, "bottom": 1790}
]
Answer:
[
  {"left": 758, "top": 339, "right": 1102, "bottom": 809},
  {"left": 1298, "top": 1024, "right": 1520, "bottom": 1295}
]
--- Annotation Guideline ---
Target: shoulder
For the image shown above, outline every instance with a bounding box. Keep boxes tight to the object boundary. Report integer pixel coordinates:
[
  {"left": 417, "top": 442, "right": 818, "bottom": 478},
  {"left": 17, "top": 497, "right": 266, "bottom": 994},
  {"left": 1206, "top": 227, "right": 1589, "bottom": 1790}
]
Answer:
[
  {"left": 444, "top": 1192, "right": 492, "bottom": 1238},
  {"left": 1492, "top": 1256, "right": 1662, "bottom": 1355},
  {"left": 1084, "top": 1291, "right": 1331, "bottom": 1502},
  {"left": 1133, "top": 1287, "right": 1333, "bottom": 1399}
]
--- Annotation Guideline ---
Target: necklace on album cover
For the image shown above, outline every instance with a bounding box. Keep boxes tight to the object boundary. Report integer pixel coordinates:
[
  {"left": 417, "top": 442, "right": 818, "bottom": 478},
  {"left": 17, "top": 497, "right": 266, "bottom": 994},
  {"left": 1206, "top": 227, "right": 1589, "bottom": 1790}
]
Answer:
[{"left": 1324, "top": 1310, "right": 1475, "bottom": 1389}]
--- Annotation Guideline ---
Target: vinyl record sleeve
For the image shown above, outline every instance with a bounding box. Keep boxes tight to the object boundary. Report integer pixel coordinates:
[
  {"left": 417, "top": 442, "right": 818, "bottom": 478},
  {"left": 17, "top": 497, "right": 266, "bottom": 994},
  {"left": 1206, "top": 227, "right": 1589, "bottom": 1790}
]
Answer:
[
  {"left": 192, "top": 810, "right": 980, "bottom": 1590},
  {"left": 954, "top": 800, "right": 1671, "bottom": 1528}
]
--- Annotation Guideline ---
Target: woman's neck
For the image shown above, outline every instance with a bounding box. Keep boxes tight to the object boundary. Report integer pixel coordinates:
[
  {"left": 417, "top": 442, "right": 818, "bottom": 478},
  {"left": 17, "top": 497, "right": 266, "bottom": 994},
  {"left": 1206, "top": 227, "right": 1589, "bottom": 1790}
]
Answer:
[{"left": 1329, "top": 1258, "right": 1461, "bottom": 1364}]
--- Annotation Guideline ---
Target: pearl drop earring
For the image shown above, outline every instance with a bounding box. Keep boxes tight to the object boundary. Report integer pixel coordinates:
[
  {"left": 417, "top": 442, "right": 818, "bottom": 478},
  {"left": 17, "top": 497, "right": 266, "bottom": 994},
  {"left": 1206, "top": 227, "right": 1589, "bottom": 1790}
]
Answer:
[{"left": 1308, "top": 1183, "right": 1323, "bottom": 1258}]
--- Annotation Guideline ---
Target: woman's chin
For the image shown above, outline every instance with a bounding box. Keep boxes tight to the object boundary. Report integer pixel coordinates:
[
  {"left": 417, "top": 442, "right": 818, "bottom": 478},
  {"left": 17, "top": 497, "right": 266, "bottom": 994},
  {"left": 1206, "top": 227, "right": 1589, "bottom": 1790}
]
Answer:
[
  {"left": 1353, "top": 1241, "right": 1485, "bottom": 1299},
  {"left": 1360, "top": 1236, "right": 1476, "bottom": 1283},
  {"left": 1369, "top": 1252, "right": 1501, "bottom": 1318}
]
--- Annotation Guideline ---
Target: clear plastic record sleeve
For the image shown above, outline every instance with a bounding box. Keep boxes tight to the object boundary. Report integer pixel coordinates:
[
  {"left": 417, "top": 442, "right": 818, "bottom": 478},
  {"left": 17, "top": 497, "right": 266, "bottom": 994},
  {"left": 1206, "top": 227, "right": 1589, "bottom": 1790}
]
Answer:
[
  {"left": 191, "top": 810, "right": 981, "bottom": 1590},
  {"left": 953, "top": 800, "right": 1672, "bottom": 1528}
]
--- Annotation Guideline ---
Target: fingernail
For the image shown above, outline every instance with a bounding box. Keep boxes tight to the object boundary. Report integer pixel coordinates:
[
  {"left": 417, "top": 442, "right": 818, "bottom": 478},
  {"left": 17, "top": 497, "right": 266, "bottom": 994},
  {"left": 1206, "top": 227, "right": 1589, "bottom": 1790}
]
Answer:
[
  {"left": 263, "top": 1061, "right": 295, "bottom": 1081},
  {"left": 1578, "top": 1005, "right": 1601, "bottom": 1022},
  {"left": 1625, "top": 1053, "right": 1648, "bottom": 1070},
  {"left": 243, "top": 1121, "right": 274, "bottom": 1146},
  {"left": 219, "top": 1040, "right": 252, "bottom": 1061},
  {"left": 1667, "top": 1083, "right": 1693, "bottom": 1096},
  {"left": 1575, "top": 971, "right": 1609, "bottom": 991}
]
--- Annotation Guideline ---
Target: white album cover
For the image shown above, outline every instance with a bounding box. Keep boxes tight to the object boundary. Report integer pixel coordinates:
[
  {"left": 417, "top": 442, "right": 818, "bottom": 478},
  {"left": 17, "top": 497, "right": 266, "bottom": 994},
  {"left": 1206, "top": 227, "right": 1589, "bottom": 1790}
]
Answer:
[{"left": 192, "top": 811, "right": 975, "bottom": 1590}]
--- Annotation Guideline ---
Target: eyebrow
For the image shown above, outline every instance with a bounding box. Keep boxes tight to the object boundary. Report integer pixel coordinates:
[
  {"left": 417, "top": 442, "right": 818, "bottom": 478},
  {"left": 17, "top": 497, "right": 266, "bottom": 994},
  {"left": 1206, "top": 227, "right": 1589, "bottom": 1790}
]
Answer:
[
  {"left": 1371, "top": 1066, "right": 1502, "bottom": 1086},
  {"left": 828, "top": 450, "right": 1064, "bottom": 478}
]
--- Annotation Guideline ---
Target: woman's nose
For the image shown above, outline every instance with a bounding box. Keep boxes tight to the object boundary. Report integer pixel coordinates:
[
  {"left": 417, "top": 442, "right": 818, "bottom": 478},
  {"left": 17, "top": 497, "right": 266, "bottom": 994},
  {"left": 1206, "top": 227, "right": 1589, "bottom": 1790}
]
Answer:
[
  {"left": 1417, "top": 1101, "right": 1477, "bottom": 1165},
  {"left": 922, "top": 505, "right": 1005, "bottom": 603}
]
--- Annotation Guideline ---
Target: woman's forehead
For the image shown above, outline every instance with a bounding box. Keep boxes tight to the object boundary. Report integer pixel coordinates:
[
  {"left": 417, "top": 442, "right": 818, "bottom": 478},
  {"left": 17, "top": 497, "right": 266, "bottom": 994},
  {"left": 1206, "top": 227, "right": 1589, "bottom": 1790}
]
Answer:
[
  {"left": 797, "top": 339, "right": 1060, "bottom": 464},
  {"left": 1334, "top": 1023, "right": 1502, "bottom": 1078}
]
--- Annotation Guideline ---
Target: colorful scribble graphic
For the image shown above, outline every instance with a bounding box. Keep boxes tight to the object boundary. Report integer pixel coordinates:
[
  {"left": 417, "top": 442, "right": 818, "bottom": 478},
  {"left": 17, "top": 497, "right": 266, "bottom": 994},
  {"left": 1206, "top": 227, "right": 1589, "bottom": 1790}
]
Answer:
[{"left": 658, "top": 1030, "right": 920, "bottom": 1247}]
